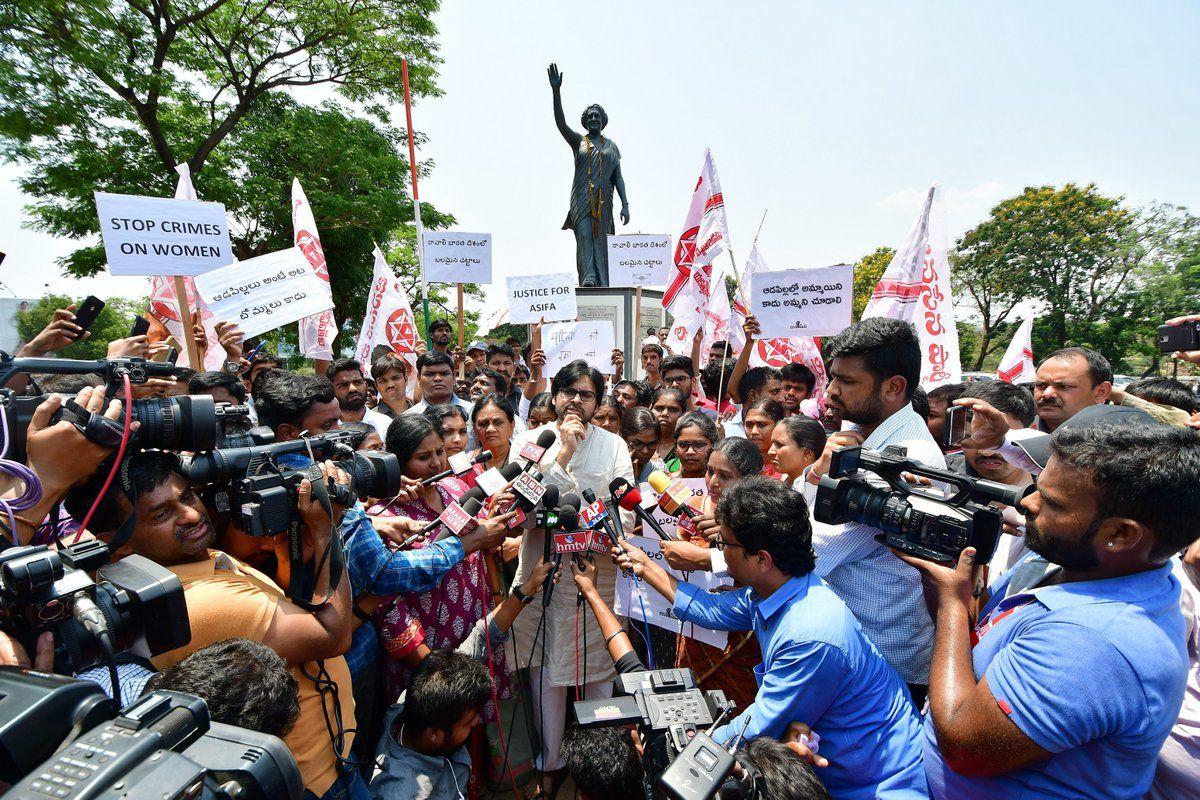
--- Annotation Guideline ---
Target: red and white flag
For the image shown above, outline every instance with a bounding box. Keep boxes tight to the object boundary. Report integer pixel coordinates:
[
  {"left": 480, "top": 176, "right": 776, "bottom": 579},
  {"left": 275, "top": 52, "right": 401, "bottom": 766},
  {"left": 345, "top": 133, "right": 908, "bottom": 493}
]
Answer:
[
  {"left": 862, "top": 183, "right": 961, "bottom": 389},
  {"left": 354, "top": 246, "right": 420, "bottom": 376},
  {"left": 293, "top": 178, "right": 337, "bottom": 360},
  {"left": 662, "top": 150, "right": 730, "bottom": 356},
  {"left": 996, "top": 317, "right": 1035, "bottom": 383},
  {"left": 146, "top": 164, "right": 226, "bottom": 371}
]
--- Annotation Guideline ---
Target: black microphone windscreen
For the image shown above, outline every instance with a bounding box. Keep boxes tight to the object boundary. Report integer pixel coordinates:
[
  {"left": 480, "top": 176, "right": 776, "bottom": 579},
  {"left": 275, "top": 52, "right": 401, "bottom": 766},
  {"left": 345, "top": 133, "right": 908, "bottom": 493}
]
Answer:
[
  {"left": 541, "top": 484, "right": 560, "bottom": 510},
  {"left": 535, "top": 428, "right": 557, "bottom": 449},
  {"left": 608, "top": 477, "right": 631, "bottom": 496},
  {"left": 558, "top": 509, "right": 579, "bottom": 529},
  {"left": 472, "top": 450, "right": 493, "bottom": 465},
  {"left": 461, "top": 497, "right": 483, "bottom": 516},
  {"left": 461, "top": 486, "right": 487, "bottom": 505},
  {"left": 560, "top": 492, "right": 583, "bottom": 511},
  {"left": 499, "top": 462, "right": 524, "bottom": 481}
]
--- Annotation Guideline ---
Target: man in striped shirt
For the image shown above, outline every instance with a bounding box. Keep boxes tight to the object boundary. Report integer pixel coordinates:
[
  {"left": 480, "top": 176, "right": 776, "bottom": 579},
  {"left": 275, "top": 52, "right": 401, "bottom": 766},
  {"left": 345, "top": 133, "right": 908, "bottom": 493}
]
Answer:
[{"left": 799, "top": 318, "right": 943, "bottom": 704}]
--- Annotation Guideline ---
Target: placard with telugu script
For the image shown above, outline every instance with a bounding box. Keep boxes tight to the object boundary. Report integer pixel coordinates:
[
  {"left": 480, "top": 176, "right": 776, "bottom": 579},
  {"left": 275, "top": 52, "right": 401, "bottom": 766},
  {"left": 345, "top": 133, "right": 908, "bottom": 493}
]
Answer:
[
  {"left": 750, "top": 264, "right": 854, "bottom": 339},
  {"left": 423, "top": 232, "right": 492, "bottom": 284},
  {"left": 193, "top": 247, "right": 333, "bottom": 339}
]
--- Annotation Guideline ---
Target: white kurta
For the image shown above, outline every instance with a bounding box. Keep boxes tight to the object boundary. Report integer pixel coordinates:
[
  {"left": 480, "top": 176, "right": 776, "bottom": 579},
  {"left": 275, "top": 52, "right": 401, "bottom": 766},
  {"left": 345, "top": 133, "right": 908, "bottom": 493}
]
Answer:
[{"left": 508, "top": 421, "right": 635, "bottom": 687}]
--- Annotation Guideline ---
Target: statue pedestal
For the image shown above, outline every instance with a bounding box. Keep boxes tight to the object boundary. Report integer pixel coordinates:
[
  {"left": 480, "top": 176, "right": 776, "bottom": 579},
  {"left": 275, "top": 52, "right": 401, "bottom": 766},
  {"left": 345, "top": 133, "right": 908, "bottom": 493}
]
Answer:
[{"left": 575, "top": 286, "right": 666, "bottom": 381}]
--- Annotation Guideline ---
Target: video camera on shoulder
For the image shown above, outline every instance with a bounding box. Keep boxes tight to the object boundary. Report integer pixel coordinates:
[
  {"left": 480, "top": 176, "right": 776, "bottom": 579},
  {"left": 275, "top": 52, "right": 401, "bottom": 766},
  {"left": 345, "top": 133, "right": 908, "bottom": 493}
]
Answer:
[
  {"left": 0, "top": 539, "right": 189, "bottom": 676},
  {"left": 0, "top": 352, "right": 258, "bottom": 461},
  {"left": 814, "top": 445, "right": 1029, "bottom": 564},
  {"left": 181, "top": 429, "right": 401, "bottom": 538},
  {"left": 575, "top": 667, "right": 734, "bottom": 792},
  {"left": 0, "top": 670, "right": 300, "bottom": 799}
]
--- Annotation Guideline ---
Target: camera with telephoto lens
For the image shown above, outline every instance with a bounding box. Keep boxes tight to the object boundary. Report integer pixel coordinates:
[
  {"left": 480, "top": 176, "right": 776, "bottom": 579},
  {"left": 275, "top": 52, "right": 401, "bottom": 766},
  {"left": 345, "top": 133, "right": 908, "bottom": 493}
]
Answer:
[
  {"left": 181, "top": 429, "right": 402, "bottom": 538},
  {"left": 0, "top": 670, "right": 301, "bottom": 799},
  {"left": 574, "top": 667, "right": 735, "bottom": 795},
  {"left": 0, "top": 352, "right": 257, "bottom": 460},
  {"left": 0, "top": 539, "right": 189, "bottom": 676},
  {"left": 813, "top": 445, "right": 1029, "bottom": 564}
]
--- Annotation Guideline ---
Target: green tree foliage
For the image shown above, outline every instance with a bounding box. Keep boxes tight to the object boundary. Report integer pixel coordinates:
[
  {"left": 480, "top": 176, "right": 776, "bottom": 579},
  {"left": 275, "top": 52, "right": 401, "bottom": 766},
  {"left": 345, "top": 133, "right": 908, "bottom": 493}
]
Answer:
[
  {"left": 0, "top": 0, "right": 447, "bottom": 331},
  {"left": 17, "top": 295, "right": 141, "bottom": 359},
  {"left": 952, "top": 184, "right": 1199, "bottom": 371},
  {"left": 0, "top": 0, "right": 441, "bottom": 175},
  {"left": 853, "top": 247, "right": 894, "bottom": 321}
]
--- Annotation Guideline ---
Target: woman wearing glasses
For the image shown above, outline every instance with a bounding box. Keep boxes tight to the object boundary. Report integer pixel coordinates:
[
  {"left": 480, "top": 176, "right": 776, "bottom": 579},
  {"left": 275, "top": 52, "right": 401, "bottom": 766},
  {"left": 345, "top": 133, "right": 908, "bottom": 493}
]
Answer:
[
  {"left": 505, "top": 360, "right": 636, "bottom": 799},
  {"left": 669, "top": 412, "right": 720, "bottom": 480},
  {"left": 620, "top": 406, "right": 663, "bottom": 483}
]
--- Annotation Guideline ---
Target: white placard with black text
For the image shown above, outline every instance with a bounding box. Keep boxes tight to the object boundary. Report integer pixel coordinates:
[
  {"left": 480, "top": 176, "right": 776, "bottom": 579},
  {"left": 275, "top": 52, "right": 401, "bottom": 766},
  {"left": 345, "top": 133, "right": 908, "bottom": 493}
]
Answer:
[
  {"left": 614, "top": 479, "right": 728, "bottom": 649},
  {"left": 750, "top": 263, "right": 854, "bottom": 338},
  {"left": 615, "top": 534, "right": 730, "bottom": 650},
  {"left": 193, "top": 247, "right": 334, "bottom": 339},
  {"left": 423, "top": 232, "right": 492, "bottom": 284},
  {"left": 542, "top": 321, "right": 617, "bottom": 375},
  {"left": 607, "top": 234, "right": 671, "bottom": 287},
  {"left": 505, "top": 272, "right": 577, "bottom": 324},
  {"left": 95, "top": 192, "right": 233, "bottom": 277}
]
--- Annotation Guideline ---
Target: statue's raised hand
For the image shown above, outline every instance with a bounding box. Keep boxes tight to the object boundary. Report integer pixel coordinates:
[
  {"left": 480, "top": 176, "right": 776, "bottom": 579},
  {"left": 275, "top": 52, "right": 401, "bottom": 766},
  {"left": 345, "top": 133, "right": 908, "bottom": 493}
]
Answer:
[{"left": 547, "top": 63, "right": 563, "bottom": 89}]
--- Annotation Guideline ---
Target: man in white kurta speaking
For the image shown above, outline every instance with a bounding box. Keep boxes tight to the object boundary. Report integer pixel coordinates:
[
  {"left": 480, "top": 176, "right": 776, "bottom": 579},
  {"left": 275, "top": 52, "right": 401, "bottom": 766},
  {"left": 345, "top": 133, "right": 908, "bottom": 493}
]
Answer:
[{"left": 508, "top": 359, "right": 635, "bottom": 795}]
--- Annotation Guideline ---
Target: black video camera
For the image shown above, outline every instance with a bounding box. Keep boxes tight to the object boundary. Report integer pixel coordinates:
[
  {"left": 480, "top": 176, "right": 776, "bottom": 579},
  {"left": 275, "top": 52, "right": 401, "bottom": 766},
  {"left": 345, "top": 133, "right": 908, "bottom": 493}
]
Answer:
[
  {"left": 0, "top": 539, "right": 189, "bottom": 675},
  {"left": 814, "top": 445, "right": 1028, "bottom": 563},
  {"left": 0, "top": 670, "right": 301, "bottom": 799},
  {"left": 575, "top": 668, "right": 734, "bottom": 791},
  {"left": 0, "top": 352, "right": 256, "bottom": 461},
  {"left": 181, "top": 429, "right": 401, "bottom": 538}
]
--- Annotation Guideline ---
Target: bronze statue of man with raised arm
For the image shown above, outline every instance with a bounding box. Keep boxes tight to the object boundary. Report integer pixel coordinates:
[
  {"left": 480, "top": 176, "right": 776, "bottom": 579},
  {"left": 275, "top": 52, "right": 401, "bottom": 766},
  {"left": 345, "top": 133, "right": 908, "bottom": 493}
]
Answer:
[{"left": 548, "top": 62, "right": 630, "bottom": 288}]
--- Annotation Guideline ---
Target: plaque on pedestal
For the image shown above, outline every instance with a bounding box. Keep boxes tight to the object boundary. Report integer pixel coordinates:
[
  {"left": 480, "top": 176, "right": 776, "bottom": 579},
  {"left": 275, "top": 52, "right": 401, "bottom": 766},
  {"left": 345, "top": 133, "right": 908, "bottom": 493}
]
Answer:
[{"left": 575, "top": 286, "right": 665, "bottom": 381}]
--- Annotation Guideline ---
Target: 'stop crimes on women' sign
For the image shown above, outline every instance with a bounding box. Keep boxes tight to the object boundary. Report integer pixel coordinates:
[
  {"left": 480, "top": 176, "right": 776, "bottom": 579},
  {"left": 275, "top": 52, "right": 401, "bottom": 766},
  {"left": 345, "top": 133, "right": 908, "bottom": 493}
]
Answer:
[{"left": 95, "top": 192, "right": 234, "bottom": 277}]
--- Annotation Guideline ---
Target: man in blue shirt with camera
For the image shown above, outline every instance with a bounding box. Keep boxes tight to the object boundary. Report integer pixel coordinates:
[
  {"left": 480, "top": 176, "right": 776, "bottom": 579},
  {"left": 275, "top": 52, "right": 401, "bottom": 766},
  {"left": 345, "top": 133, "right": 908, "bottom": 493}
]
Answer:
[
  {"left": 616, "top": 476, "right": 927, "bottom": 800},
  {"left": 905, "top": 408, "right": 1197, "bottom": 799}
]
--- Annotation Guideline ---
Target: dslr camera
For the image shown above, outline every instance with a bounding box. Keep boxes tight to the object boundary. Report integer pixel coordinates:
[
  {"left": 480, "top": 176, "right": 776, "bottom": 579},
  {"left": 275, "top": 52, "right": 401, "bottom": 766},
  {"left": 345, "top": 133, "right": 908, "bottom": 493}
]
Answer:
[
  {"left": 0, "top": 352, "right": 258, "bottom": 461},
  {"left": 0, "top": 670, "right": 300, "bottom": 799},
  {"left": 0, "top": 539, "right": 189, "bottom": 675},
  {"left": 813, "top": 445, "right": 1028, "bottom": 563},
  {"left": 182, "top": 429, "right": 401, "bottom": 538},
  {"left": 575, "top": 667, "right": 738, "bottom": 799}
]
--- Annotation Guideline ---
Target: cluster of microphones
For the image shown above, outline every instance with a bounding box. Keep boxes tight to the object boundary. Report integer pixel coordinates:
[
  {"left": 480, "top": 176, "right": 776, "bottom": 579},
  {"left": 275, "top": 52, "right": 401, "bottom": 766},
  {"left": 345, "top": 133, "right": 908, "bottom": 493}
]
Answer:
[{"left": 393, "top": 427, "right": 711, "bottom": 603}]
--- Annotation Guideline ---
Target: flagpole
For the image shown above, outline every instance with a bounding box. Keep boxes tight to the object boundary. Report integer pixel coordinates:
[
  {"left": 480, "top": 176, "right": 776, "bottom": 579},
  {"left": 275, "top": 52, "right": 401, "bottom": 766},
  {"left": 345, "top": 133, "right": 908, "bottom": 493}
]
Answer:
[
  {"left": 731, "top": 208, "right": 768, "bottom": 307},
  {"left": 632, "top": 286, "right": 643, "bottom": 378},
  {"left": 401, "top": 59, "right": 430, "bottom": 345},
  {"left": 172, "top": 276, "right": 202, "bottom": 368},
  {"left": 456, "top": 283, "right": 465, "bottom": 380}
]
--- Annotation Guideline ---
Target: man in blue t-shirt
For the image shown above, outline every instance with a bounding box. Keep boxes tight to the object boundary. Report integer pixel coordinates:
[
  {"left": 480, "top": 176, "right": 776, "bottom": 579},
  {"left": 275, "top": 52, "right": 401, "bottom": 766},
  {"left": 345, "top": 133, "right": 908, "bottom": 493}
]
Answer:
[
  {"left": 903, "top": 407, "right": 1198, "bottom": 799},
  {"left": 617, "top": 476, "right": 927, "bottom": 800}
]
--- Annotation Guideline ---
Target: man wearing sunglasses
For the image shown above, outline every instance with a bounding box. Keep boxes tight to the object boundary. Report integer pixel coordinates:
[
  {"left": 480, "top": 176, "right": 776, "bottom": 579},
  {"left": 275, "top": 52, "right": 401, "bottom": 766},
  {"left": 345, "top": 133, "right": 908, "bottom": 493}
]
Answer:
[{"left": 615, "top": 476, "right": 925, "bottom": 800}]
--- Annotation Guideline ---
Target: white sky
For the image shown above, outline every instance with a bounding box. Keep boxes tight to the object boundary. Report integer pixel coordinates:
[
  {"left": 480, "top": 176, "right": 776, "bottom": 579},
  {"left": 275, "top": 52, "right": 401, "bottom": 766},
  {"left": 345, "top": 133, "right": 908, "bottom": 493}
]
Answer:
[{"left": 1, "top": 1, "right": 1197, "bottom": 313}]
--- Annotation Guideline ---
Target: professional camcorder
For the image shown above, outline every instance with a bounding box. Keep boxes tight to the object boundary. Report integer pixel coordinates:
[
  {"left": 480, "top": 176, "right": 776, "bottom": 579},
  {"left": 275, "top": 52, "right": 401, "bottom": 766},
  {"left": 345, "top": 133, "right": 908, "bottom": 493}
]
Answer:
[
  {"left": 0, "top": 669, "right": 301, "bottom": 799},
  {"left": 0, "top": 539, "right": 189, "bottom": 676},
  {"left": 814, "top": 445, "right": 1028, "bottom": 563},
  {"left": 0, "top": 352, "right": 256, "bottom": 460},
  {"left": 182, "top": 429, "right": 402, "bottom": 538},
  {"left": 575, "top": 667, "right": 738, "bottom": 798}
]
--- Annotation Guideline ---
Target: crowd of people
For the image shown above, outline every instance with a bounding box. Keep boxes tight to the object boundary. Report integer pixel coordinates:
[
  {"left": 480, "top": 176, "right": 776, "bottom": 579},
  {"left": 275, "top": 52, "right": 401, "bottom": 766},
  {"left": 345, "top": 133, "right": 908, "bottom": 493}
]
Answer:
[{"left": 2, "top": 301, "right": 1199, "bottom": 800}]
